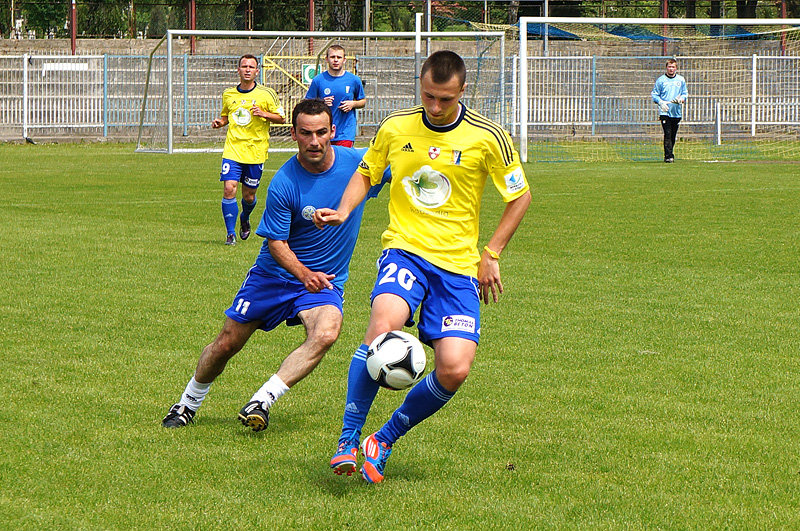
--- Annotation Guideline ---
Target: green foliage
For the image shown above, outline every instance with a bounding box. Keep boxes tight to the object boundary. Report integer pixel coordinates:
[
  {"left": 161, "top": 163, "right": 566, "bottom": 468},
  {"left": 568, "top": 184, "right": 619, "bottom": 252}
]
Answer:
[
  {"left": 372, "top": 1, "right": 420, "bottom": 32},
  {"left": 21, "top": 0, "right": 69, "bottom": 36},
  {"left": 146, "top": 5, "right": 169, "bottom": 37},
  {"left": 8, "top": 1, "right": 800, "bottom": 36},
  {"left": 77, "top": 0, "right": 129, "bottom": 37},
  {"left": 2, "top": 142, "right": 800, "bottom": 528}
]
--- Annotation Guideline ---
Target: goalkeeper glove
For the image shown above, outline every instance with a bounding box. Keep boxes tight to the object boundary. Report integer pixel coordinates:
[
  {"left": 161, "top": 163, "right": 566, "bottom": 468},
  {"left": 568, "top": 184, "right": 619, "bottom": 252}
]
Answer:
[{"left": 659, "top": 101, "right": 670, "bottom": 113}]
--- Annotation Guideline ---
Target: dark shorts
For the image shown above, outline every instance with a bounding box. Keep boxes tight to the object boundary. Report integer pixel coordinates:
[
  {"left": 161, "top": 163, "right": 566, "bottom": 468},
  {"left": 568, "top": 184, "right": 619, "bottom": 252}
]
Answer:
[
  {"left": 225, "top": 266, "right": 343, "bottom": 331},
  {"left": 370, "top": 249, "right": 480, "bottom": 346},
  {"left": 220, "top": 159, "right": 264, "bottom": 188}
]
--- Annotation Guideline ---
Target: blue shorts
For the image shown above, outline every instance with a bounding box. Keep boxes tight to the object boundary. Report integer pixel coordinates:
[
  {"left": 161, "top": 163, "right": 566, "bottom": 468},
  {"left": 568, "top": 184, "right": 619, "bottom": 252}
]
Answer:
[
  {"left": 225, "top": 265, "right": 343, "bottom": 332},
  {"left": 370, "top": 249, "right": 481, "bottom": 346},
  {"left": 220, "top": 159, "right": 264, "bottom": 188}
]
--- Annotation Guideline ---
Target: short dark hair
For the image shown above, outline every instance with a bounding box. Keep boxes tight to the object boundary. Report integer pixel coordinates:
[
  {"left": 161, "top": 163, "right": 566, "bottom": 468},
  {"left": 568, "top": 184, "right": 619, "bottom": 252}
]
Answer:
[
  {"left": 292, "top": 98, "right": 333, "bottom": 128},
  {"left": 666, "top": 58, "right": 677, "bottom": 66},
  {"left": 327, "top": 44, "right": 345, "bottom": 57},
  {"left": 238, "top": 54, "right": 258, "bottom": 67},
  {"left": 420, "top": 50, "right": 466, "bottom": 87}
]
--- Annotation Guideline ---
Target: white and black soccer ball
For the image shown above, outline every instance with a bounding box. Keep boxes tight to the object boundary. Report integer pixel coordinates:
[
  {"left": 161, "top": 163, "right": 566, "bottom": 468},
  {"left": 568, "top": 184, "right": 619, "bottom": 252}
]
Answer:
[{"left": 366, "top": 331, "right": 427, "bottom": 390}]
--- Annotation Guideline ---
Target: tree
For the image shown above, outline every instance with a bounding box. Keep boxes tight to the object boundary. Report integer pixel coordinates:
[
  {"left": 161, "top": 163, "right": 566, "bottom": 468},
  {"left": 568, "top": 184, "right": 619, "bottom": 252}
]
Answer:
[
  {"left": 78, "top": 0, "right": 128, "bottom": 37},
  {"left": 23, "top": 0, "right": 69, "bottom": 36},
  {"left": 686, "top": 0, "right": 697, "bottom": 18},
  {"left": 736, "top": 0, "right": 758, "bottom": 18},
  {"left": 147, "top": 5, "right": 168, "bottom": 37}
]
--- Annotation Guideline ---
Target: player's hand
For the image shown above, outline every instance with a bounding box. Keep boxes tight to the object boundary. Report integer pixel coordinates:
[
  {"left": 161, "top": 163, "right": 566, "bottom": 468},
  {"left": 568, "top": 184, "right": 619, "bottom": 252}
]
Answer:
[
  {"left": 323, "top": 96, "right": 335, "bottom": 107},
  {"left": 313, "top": 207, "right": 346, "bottom": 228},
  {"left": 659, "top": 101, "right": 670, "bottom": 112},
  {"left": 338, "top": 100, "right": 354, "bottom": 112},
  {"left": 211, "top": 117, "right": 225, "bottom": 128},
  {"left": 251, "top": 104, "right": 266, "bottom": 118},
  {"left": 477, "top": 252, "right": 503, "bottom": 304},
  {"left": 302, "top": 271, "right": 335, "bottom": 293}
]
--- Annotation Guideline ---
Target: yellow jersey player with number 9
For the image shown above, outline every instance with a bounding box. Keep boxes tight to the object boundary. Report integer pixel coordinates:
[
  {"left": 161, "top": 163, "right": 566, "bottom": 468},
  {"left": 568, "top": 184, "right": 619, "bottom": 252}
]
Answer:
[
  {"left": 314, "top": 50, "right": 531, "bottom": 483},
  {"left": 212, "top": 54, "right": 285, "bottom": 246}
]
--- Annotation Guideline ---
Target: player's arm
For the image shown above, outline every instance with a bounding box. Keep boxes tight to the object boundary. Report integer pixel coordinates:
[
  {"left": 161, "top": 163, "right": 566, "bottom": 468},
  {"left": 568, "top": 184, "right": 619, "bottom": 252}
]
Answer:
[
  {"left": 259, "top": 110, "right": 286, "bottom": 124},
  {"left": 313, "top": 170, "right": 371, "bottom": 228},
  {"left": 253, "top": 89, "right": 287, "bottom": 124},
  {"left": 339, "top": 98, "right": 366, "bottom": 112},
  {"left": 251, "top": 106, "right": 285, "bottom": 124},
  {"left": 651, "top": 79, "right": 664, "bottom": 104},
  {"left": 212, "top": 115, "right": 228, "bottom": 128},
  {"left": 478, "top": 190, "right": 532, "bottom": 305},
  {"left": 267, "top": 239, "right": 334, "bottom": 293}
]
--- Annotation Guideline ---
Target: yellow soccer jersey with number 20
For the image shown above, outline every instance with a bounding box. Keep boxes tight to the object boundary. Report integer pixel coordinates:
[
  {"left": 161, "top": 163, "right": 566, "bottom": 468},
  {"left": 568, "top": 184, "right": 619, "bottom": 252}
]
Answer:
[
  {"left": 221, "top": 84, "right": 285, "bottom": 164},
  {"left": 358, "top": 105, "right": 529, "bottom": 277}
]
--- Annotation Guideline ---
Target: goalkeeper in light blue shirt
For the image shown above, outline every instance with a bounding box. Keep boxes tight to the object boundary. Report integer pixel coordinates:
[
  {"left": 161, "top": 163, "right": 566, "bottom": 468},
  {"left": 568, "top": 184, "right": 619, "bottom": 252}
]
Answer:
[{"left": 651, "top": 58, "right": 688, "bottom": 163}]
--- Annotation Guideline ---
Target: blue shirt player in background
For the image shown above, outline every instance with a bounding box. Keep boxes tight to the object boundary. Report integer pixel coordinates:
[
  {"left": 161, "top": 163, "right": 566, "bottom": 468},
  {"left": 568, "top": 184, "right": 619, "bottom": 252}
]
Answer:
[
  {"left": 162, "top": 98, "right": 389, "bottom": 431},
  {"left": 305, "top": 44, "right": 366, "bottom": 147},
  {"left": 651, "top": 58, "right": 688, "bottom": 163}
]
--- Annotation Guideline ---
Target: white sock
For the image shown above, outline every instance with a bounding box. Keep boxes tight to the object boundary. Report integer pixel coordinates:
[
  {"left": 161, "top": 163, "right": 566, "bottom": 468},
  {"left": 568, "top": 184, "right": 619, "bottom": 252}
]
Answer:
[
  {"left": 250, "top": 374, "right": 289, "bottom": 407},
  {"left": 179, "top": 377, "right": 212, "bottom": 411}
]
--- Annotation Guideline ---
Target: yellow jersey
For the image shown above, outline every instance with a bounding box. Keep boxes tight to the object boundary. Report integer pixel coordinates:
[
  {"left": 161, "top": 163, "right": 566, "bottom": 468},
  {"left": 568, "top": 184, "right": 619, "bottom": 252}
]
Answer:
[
  {"left": 221, "top": 84, "right": 285, "bottom": 164},
  {"left": 358, "top": 105, "right": 529, "bottom": 277}
]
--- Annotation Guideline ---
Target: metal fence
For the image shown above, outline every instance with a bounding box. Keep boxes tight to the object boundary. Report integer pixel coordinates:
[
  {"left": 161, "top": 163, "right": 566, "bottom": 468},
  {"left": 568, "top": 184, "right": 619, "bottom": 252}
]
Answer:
[
  {"left": 523, "top": 54, "right": 800, "bottom": 138},
  {"left": 1, "top": 47, "right": 798, "bottom": 161}
]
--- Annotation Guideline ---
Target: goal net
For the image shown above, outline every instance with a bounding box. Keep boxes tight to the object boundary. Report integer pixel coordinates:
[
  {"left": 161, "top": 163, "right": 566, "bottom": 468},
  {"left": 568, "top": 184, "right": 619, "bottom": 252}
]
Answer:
[
  {"left": 136, "top": 29, "right": 507, "bottom": 154},
  {"left": 518, "top": 17, "right": 800, "bottom": 162}
]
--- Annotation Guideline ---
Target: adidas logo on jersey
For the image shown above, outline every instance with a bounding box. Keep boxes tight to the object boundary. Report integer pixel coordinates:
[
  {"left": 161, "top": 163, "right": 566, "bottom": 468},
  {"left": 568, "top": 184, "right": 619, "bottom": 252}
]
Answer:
[{"left": 401, "top": 142, "right": 414, "bottom": 152}]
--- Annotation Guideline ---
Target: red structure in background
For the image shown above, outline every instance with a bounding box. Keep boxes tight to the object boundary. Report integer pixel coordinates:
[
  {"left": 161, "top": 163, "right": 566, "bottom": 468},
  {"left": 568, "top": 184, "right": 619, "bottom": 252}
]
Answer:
[{"left": 70, "top": 0, "right": 76, "bottom": 54}]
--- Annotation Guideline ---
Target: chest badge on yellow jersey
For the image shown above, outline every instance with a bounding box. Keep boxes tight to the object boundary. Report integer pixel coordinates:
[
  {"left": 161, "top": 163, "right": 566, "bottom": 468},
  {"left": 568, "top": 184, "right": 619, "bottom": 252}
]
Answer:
[
  {"left": 428, "top": 146, "right": 441, "bottom": 159},
  {"left": 402, "top": 165, "right": 452, "bottom": 209},
  {"left": 232, "top": 106, "right": 252, "bottom": 126}
]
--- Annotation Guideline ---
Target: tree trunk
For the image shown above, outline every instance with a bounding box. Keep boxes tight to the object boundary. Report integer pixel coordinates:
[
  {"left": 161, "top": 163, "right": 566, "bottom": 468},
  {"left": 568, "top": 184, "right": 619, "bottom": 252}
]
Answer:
[
  {"left": 508, "top": 0, "right": 519, "bottom": 25},
  {"left": 736, "top": 1, "right": 758, "bottom": 18},
  {"left": 331, "top": 1, "right": 351, "bottom": 32}
]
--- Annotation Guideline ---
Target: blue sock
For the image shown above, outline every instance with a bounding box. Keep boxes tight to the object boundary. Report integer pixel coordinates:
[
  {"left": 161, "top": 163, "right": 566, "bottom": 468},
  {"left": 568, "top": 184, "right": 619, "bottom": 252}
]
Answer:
[
  {"left": 375, "top": 371, "right": 454, "bottom": 446},
  {"left": 339, "top": 344, "right": 380, "bottom": 444},
  {"left": 221, "top": 198, "right": 238, "bottom": 235},
  {"left": 240, "top": 196, "right": 257, "bottom": 222}
]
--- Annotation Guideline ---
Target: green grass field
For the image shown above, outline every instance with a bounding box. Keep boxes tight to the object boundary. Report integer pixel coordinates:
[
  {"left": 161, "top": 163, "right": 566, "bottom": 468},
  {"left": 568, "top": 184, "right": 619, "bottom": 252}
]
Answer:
[{"left": 2, "top": 143, "right": 799, "bottom": 529}]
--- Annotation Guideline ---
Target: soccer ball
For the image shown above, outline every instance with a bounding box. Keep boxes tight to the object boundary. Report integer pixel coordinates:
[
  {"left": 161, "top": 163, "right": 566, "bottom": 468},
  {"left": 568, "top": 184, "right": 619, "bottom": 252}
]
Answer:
[{"left": 366, "top": 331, "right": 427, "bottom": 390}]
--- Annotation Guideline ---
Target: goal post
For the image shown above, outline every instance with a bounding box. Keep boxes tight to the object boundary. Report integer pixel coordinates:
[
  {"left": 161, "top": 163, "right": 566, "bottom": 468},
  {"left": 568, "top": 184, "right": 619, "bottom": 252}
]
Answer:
[
  {"left": 136, "top": 28, "right": 507, "bottom": 154},
  {"left": 518, "top": 17, "right": 800, "bottom": 162}
]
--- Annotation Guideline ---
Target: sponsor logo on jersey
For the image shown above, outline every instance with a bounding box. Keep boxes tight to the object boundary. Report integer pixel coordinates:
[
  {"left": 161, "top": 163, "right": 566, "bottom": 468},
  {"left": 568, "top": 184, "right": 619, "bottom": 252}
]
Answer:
[
  {"left": 301, "top": 205, "right": 316, "bottom": 220},
  {"left": 428, "top": 146, "right": 441, "bottom": 159},
  {"left": 402, "top": 165, "right": 452, "bottom": 209},
  {"left": 441, "top": 315, "right": 476, "bottom": 333},
  {"left": 231, "top": 106, "right": 252, "bottom": 126},
  {"left": 346, "top": 86, "right": 351, "bottom": 94},
  {"left": 401, "top": 142, "right": 414, "bottom": 152},
  {"left": 504, "top": 168, "right": 526, "bottom": 193},
  {"left": 451, "top": 150, "right": 461, "bottom": 165},
  {"left": 358, "top": 160, "right": 370, "bottom": 171}
]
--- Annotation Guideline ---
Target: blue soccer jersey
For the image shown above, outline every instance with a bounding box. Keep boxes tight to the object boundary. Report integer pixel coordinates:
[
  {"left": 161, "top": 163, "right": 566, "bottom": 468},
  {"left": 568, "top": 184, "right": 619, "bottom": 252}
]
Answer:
[
  {"left": 254, "top": 146, "right": 387, "bottom": 290},
  {"left": 306, "top": 71, "right": 365, "bottom": 142}
]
